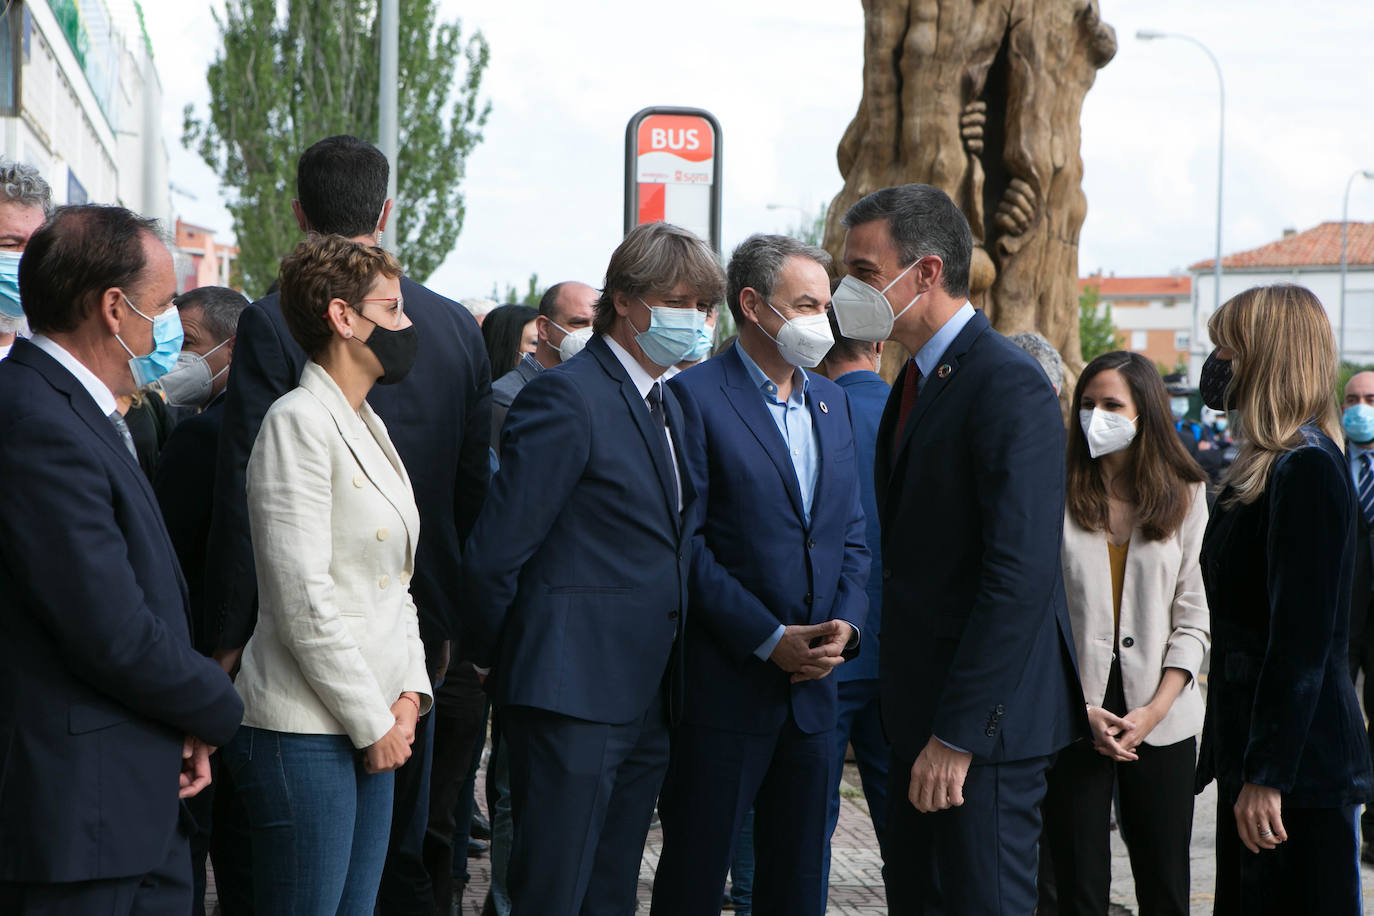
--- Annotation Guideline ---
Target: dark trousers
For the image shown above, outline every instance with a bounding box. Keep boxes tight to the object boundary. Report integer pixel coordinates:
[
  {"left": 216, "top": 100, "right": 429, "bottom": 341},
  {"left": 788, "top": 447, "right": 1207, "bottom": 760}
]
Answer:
[
  {"left": 0, "top": 828, "right": 191, "bottom": 915},
  {"left": 883, "top": 751, "right": 1052, "bottom": 915},
  {"left": 651, "top": 713, "right": 833, "bottom": 916},
  {"left": 504, "top": 693, "right": 669, "bottom": 916},
  {"left": 1214, "top": 798, "right": 1361, "bottom": 916},
  {"left": 824, "top": 675, "right": 889, "bottom": 902},
  {"left": 423, "top": 663, "right": 488, "bottom": 912},
  {"left": 188, "top": 752, "right": 255, "bottom": 916},
  {"left": 1044, "top": 737, "right": 1195, "bottom": 915},
  {"left": 1349, "top": 593, "right": 1374, "bottom": 836},
  {"left": 377, "top": 703, "right": 436, "bottom": 915},
  {"left": 1043, "top": 659, "right": 1195, "bottom": 916}
]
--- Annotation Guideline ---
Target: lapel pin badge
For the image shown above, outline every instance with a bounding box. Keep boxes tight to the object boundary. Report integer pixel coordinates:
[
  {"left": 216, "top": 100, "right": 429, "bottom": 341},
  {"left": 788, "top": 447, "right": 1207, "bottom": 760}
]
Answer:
[
  {"left": 937, "top": 364, "right": 953, "bottom": 379},
  {"left": 819, "top": 401, "right": 829, "bottom": 414}
]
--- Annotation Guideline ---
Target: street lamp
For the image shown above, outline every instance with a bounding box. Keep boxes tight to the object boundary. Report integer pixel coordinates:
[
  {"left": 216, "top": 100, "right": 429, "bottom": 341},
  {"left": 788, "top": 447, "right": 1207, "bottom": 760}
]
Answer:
[
  {"left": 1340, "top": 169, "right": 1374, "bottom": 362},
  {"left": 1138, "top": 30, "right": 1224, "bottom": 374}
]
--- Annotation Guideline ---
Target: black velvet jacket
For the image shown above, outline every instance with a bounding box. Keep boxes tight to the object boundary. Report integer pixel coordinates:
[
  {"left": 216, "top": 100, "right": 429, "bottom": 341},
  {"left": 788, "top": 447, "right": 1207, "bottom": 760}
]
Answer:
[{"left": 1197, "top": 426, "right": 1374, "bottom": 807}]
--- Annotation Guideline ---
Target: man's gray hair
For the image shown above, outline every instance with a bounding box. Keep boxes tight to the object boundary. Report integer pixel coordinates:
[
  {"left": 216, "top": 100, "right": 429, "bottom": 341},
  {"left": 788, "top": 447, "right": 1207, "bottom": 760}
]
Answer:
[
  {"left": 1007, "top": 332, "right": 1063, "bottom": 392},
  {"left": 174, "top": 286, "right": 248, "bottom": 342},
  {"left": 0, "top": 159, "right": 53, "bottom": 216},
  {"left": 725, "top": 234, "right": 832, "bottom": 323}
]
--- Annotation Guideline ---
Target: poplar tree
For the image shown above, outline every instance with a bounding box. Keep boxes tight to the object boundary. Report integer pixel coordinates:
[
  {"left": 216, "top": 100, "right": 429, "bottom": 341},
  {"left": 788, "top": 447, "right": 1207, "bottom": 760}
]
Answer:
[{"left": 184, "top": 0, "right": 490, "bottom": 295}]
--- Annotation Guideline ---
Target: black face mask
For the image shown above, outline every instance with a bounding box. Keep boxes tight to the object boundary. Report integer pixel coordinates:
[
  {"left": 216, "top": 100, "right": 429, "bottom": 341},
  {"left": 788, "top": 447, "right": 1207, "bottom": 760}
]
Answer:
[
  {"left": 358, "top": 322, "right": 419, "bottom": 385},
  {"left": 1199, "top": 349, "right": 1234, "bottom": 411}
]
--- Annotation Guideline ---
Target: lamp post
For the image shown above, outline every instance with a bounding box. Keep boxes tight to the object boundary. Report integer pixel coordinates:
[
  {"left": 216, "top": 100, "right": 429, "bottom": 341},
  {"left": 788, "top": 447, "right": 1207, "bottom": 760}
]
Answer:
[
  {"left": 1138, "top": 30, "right": 1223, "bottom": 374},
  {"left": 1340, "top": 169, "right": 1374, "bottom": 362},
  {"left": 378, "top": 0, "right": 399, "bottom": 252}
]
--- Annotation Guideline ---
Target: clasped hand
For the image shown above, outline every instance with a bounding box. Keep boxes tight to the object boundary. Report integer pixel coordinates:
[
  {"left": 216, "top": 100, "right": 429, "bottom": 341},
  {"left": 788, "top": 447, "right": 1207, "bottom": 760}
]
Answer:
[
  {"left": 768, "top": 620, "right": 851, "bottom": 683},
  {"left": 364, "top": 694, "right": 420, "bottom": 774}
]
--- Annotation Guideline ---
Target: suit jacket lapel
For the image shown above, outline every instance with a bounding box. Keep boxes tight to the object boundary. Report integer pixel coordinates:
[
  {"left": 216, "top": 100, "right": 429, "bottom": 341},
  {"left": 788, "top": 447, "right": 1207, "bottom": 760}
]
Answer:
[
  {"left": 720, "top": 349, "right": 806, "bottom": 522},
  {"left": 11, "top": 340, "right": 192, "bottom": 622},
  {"left": 588, "top": 336, "right": 681, "bottom": 529},
  {"left": 302, "top": 364, "right": 421, "bottom": 559},
  {"left": 804, "top": 378, "right": 835, "bottom": 532},
  {"left": 892, "top": 311, "right": 991, "bottom": 464}
]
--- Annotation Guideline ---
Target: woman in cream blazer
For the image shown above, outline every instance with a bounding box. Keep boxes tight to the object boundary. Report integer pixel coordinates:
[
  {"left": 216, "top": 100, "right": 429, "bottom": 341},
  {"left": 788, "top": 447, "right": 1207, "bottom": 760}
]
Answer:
[
  {"left": 1044, "top": 351, "right": 1211, "bottom": 916},
  {"left": 222, "top": 236, "right": 431, "bottom": 916}
]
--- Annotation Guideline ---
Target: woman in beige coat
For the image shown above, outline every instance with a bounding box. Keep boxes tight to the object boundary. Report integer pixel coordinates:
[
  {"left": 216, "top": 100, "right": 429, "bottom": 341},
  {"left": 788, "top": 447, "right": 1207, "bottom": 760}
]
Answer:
[
  {"left": 222, "top": 235, "right": 431, "bottom": 915},
  {"left": 1044, "top": 350, "right": 1210, "bottom": 916}
]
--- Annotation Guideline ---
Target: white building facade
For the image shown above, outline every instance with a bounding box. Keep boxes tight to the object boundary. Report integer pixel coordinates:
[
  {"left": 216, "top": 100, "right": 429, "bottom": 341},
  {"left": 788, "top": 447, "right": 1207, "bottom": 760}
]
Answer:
[{"left": 0, "top": 0, "right": 170, "bottom": 222}]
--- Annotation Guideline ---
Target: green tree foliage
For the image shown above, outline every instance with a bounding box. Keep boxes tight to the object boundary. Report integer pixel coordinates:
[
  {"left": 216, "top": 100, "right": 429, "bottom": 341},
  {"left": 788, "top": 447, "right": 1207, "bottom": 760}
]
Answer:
[
  {"left": 1078, "top": 284, "right": 1120, "bottom": 363},
  {"left": 786, "top": 203, "right": 828, "bottom": 248},
  {"left": 184, "top": 0, "right": 490, "bottom": 295}
]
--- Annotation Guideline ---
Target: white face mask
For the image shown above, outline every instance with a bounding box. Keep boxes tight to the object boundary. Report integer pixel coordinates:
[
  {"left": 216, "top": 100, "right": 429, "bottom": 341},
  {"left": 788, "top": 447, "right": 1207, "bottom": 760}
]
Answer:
[
  {"left": 550, "top": 321, "right": 593, "bottom": 362},
  {"left": 761, "top": 301, "right": 834, "bottom": 368},
  {"left": 829, "top": 260, "right": 922, "bottom": 342},
  {"left": 158, "top": 338, "right": 231, "bottom": 408},
  {"left": 1078, "top": 408, "right": 1137, "bottom": 459}
]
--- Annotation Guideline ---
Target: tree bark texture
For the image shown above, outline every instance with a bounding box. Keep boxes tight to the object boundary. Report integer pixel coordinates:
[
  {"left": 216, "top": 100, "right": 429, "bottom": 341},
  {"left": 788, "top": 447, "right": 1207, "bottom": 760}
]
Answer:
[{"left": 824, "top": 0, "right": 1117, "bottom": 387}]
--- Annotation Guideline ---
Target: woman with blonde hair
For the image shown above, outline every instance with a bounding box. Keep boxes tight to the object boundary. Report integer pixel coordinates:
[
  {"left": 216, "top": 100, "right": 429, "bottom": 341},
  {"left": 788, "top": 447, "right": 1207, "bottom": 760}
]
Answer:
[
  {"left": 1045, "top": 349, "right": 1209, "bottom": 915},
  {"left": 1196, "top": 284, "right": 1373, "bottom": 914}
]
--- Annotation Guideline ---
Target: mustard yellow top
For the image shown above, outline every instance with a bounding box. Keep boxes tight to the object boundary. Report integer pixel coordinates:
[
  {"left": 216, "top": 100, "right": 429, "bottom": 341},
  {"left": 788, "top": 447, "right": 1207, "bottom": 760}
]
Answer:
[{"left": 1108, "top": 540, "right": 1129, "bottom": 638}]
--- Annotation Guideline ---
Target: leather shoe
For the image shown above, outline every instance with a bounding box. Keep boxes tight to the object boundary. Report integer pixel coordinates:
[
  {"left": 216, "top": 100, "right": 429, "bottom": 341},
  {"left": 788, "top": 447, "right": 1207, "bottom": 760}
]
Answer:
[
  {"left": 467, "top": 838, "right": 490, "bottom": 859},
  {"left": 1362, "top": 841, "right": 1374, "bottom": 866},
  {"left": 471, "top": 812, "right": 492, "bottom": 841}
]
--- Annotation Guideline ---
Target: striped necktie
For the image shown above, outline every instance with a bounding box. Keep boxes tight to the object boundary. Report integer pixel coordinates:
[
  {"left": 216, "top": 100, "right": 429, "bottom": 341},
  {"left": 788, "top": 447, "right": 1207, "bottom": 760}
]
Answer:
[
  {"left": 108, "top": 410, "right": 138, "bottom": 460},
  {"left": 1359, "top": 453, "right": 1374, "bottom": 526}
]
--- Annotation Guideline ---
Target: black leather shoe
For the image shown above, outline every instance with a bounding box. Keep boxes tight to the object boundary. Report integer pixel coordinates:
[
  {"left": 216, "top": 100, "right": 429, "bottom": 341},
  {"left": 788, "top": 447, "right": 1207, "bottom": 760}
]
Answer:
[
  {"left": 467, "top": 838, "right": 490, "bottom": 859},
  {"left": 1362, "top": 841, "right": 1374, "bottom": 866},
  {"left": 471, "top": 812, "right": 492, "bottom": 841}
]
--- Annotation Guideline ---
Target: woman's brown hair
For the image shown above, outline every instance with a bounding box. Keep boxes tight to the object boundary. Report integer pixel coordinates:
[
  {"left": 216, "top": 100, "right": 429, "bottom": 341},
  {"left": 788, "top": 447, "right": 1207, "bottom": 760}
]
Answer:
[
  {"left": 1066, "top": 350, "right": 1207, "bottom": 541},
  {"left": 278, "top": 233, "right": 402, "bottom": 359}
]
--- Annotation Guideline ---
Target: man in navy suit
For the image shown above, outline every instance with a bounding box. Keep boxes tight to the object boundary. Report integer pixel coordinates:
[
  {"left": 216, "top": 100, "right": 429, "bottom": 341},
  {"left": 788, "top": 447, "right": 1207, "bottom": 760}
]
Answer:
[
  {"left": 0, "top": 205, "right": 244, "bottom": 913},
  {"left": 650, "top": 235, "right": 868, "bottom": 916},
  {"left": 204, "top": 135, "right": 492, "bottom": 912},
  {"left": 832, "top": 184, "right": 1085, "bottom": 914},
  {"left": 463, "top": 222, "right": 720, "bottom": 915},
  {"left": 815, "top": 312, "right": 891, "bottom": 884}
]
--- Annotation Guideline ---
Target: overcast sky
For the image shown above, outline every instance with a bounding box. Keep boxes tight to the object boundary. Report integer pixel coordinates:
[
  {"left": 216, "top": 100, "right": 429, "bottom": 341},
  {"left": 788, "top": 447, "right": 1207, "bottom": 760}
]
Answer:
[{"left": 149, "top": 0, "right": 1374, "bottom": 299}]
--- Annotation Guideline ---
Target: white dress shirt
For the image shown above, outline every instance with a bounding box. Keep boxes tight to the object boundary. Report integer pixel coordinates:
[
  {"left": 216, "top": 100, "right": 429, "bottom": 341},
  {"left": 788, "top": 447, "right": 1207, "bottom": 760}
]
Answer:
[{"left": 29, "top": 334, "right": 117, "bottom": 415}]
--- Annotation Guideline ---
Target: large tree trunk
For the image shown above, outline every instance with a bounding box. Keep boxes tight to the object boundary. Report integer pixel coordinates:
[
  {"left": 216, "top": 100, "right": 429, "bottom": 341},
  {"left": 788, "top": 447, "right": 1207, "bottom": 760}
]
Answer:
[{"left": 825, "top": 0, "right": 1117, "bottom": 393}]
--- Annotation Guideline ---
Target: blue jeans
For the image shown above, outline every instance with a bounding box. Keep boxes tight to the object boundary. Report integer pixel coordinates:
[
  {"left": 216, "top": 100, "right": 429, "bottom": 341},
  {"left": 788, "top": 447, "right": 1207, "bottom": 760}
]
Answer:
[
  {"left": 824, "top": 678, "right": 889, "bottom": 902},
  {"left": 223, "top": 726, "right": 395, "bottom": 916}
]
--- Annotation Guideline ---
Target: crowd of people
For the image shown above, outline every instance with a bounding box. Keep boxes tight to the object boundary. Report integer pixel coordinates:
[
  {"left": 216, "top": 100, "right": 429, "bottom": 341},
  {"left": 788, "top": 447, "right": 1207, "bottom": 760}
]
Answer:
[{"left": 0, "top": 135, "right": 1372, "bottom": 916}]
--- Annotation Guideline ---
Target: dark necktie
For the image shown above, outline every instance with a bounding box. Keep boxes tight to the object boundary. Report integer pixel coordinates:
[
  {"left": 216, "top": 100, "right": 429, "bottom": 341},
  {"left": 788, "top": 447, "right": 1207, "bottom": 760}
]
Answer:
[
  {"left": 108, "top": 409, "right": 137, "bottom": 459},
  {"left": 893, "top": 360, "right": 922, "bottom": 462},
  {"left": 1358, "top": 454, "right": 1374, "bottom": 526},
  {"left": 646, "top": 382, "right": 666, "bottom": 429}
]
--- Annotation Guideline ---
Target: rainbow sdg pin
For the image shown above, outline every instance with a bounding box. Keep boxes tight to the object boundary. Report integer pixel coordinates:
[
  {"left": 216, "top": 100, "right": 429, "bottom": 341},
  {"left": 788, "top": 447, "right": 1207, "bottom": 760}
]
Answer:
[{"left": 937, "top": 364, "right": 953, "bottom": 379}]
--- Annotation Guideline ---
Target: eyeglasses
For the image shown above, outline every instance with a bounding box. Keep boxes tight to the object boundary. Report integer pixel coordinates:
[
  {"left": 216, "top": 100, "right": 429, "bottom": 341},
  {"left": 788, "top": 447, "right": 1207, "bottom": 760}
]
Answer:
[{"left": 360, "top": 295, "right": 405, "bottom": 317}]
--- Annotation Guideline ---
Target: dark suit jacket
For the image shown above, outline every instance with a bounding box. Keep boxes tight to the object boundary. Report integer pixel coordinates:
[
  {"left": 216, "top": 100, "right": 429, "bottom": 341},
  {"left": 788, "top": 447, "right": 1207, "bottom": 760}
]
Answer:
[
  {"left": 0, "top": 340, "right": 243, "bottom": 882},
  {"left": 205, "top": 277, "right": 492, "bottom": 655},
  {"left": 875, "top": 310, "right": 1084, "bottom": 764},
  {"left": 668, "top": 348, "right": 870, "bottom": 736},
  {"left": 490, "top": 355, "right": 541, "bottom": 456},
  {"left": 832, "top": 369, "right": 888, "bottom": 684},
  {"left": 153, "top": 394, "right": 225, "bottom": 655},
  {"left": 1197, "top": 428, "right": 1374, "bottom": 807},
  {"left": 1344, "top": 443, "right": 1374, "bottom": 675},
  {"left": 463, "top": 335, "right": 696, "bottom": 725}
]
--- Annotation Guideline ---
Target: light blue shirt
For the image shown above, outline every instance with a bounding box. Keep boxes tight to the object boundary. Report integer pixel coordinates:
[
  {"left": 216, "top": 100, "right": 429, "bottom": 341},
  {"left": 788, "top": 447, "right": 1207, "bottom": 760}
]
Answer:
[
  {"left": 735, "top": 342, "right": 821, "bottom": 661},
  {"left": 913, "top": 301, "right": 976, "bottom": 393}
]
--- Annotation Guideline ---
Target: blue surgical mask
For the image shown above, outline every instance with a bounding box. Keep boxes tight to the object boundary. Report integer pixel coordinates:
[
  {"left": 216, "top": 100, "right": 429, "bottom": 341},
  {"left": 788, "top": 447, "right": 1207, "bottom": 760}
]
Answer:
[
  {"left": 0, "top": 251, "right": 23, "bottom": 320},
  {"left": 631, "top": 298, "right": 706, "bottom": 368},
  {"left": 116, "top": 295, "right": 184, "bottom": 387},
  {"left": 1344, "top": 404, "right": 1374, "bottom": 445},
  {"left": 682, "top": 325, "right": 713, "bottom": 364}
]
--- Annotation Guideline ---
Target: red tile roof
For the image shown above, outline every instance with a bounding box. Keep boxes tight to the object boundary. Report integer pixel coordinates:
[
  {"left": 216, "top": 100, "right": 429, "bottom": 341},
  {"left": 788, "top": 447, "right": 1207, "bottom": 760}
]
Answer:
[
  {"left": 1078, "top": 275, "right": 1191, "bottom": 297},
  {"left": 1191, "top": 222, "right": 1374, "bottom": 270}
]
